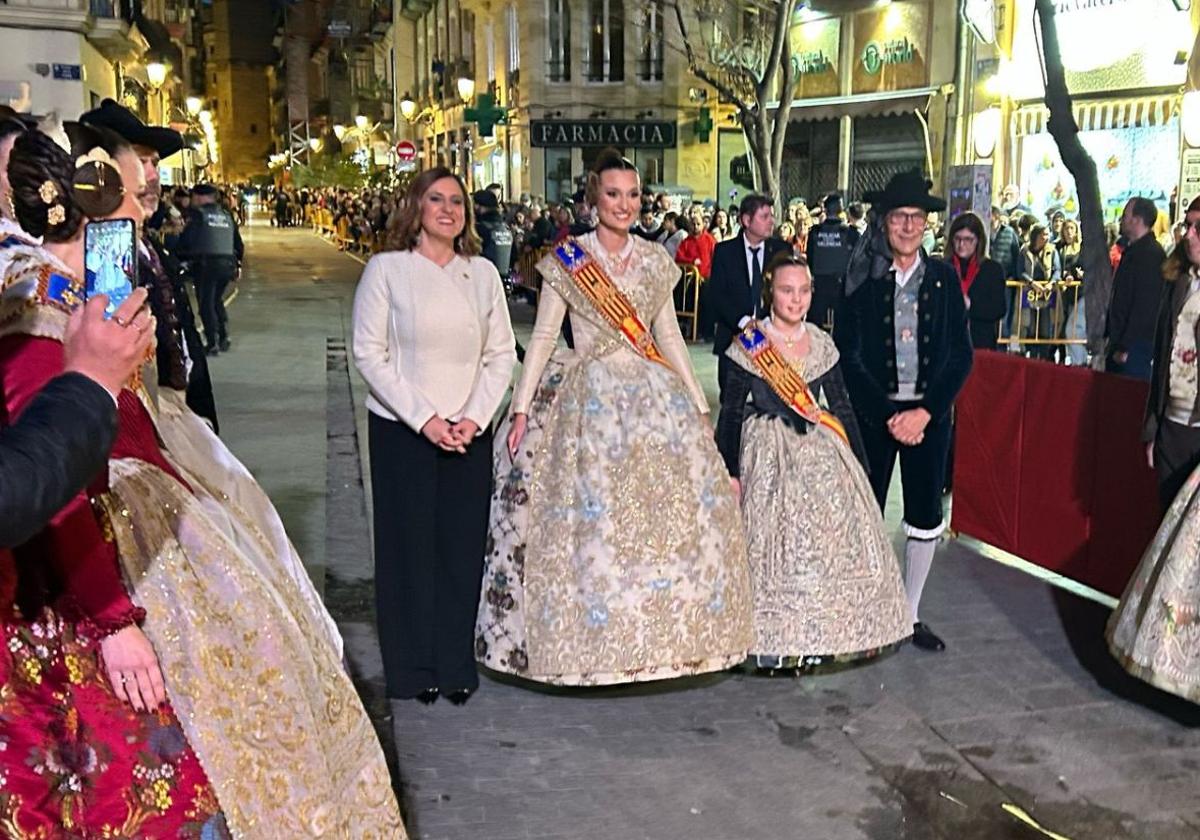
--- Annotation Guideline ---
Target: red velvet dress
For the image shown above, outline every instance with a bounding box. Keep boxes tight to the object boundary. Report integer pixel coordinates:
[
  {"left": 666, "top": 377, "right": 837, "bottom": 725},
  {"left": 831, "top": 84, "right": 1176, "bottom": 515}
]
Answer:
[{"left": 0, "top": 328, "right": 229, "bottom": 836}]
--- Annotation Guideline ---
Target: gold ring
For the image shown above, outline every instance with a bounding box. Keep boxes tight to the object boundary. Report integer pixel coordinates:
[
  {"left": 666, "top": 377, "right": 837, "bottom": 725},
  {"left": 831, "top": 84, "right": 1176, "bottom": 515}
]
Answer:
[{"left": 113, "top": 315, "right": 129, "bottom": 327}]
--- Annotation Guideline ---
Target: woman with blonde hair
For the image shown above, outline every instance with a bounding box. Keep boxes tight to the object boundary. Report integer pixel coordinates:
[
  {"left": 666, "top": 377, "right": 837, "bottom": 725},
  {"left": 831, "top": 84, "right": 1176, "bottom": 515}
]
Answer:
[
  {"left": 717, "top": 254, "right": 910, "bottom": 670},
  {"left": 353, "top": 167, "right": 517, "bottom": 705},
  {"left": 476, "top": 149, "right": 752, "bottom": 686}
]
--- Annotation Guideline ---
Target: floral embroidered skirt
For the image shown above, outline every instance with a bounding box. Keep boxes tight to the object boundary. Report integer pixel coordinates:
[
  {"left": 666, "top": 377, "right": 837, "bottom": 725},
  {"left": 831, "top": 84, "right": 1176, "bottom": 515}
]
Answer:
[
  {"left": 738, "top": 416, "right": 911, "bottom": 669},
  {"left": 476, "top": 352, "right": 753, "bottom": 686},
  {"left": 0, "top": 607, "right": 230, "bottom": 839},
  {"left": 1108, "top": 461, "right": 1200, "bottom": 703}
]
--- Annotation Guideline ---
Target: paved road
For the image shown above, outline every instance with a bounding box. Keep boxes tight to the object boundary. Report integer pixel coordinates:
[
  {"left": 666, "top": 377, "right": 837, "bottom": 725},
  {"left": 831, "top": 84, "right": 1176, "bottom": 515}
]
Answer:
[{"left": 221, "top": 217, "right": 1200, "bottom": 840}]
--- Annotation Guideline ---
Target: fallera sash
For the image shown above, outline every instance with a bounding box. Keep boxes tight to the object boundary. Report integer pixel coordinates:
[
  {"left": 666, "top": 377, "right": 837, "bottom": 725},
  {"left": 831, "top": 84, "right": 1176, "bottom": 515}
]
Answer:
[
  {"left": 737, "top": 323, "right": 849, "bottom": 445},
  {"left": 552, "top": 238, "right": 673, "bottom": 371}
]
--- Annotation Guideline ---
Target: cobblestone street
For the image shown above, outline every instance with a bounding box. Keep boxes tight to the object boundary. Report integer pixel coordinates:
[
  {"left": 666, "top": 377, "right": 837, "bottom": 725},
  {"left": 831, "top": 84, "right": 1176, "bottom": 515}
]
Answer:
[{"left": 224, "top": 219, "right": 1200, "bottom": 840}]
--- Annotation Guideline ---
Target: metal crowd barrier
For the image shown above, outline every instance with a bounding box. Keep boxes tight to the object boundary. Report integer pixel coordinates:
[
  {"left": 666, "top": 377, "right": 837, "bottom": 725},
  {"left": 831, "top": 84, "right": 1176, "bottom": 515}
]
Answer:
[
  {"left": 675, "top": 264, "right": 703, "bottom": 342},
  {"left": 513, "top": 246, "right": 550, "bottom": 304},
  {"left": 1000, "top": 279, "right": 1086, "bottom": 357}
]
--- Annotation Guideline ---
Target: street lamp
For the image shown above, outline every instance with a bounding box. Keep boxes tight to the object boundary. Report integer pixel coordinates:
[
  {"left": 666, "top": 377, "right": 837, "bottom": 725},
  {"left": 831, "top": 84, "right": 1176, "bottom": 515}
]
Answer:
[
  {"left": 146, "top": 61, "right": 168, "bottom": 90},
  {"left": 399, "top": 94, "right": 417, "bottom": 122},
  {"left": 456, "top": 74, "right": 476, "bottom": 105}
]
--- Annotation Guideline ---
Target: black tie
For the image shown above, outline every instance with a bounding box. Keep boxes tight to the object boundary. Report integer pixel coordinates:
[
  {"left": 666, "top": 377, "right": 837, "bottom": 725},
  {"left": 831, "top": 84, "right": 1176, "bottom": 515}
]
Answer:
[{"left": 750, "top": 246, "right": 763, "bottom": 317}]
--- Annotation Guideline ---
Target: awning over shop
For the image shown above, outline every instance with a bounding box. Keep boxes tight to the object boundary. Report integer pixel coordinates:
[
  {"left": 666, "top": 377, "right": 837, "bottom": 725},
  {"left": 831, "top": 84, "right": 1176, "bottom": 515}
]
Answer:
[
  {"left": 768, "top": 87, "right": 939, "bottom": 123},
  {"left": 1013, "top": 94, "right": 1178, "bottom": 137}
]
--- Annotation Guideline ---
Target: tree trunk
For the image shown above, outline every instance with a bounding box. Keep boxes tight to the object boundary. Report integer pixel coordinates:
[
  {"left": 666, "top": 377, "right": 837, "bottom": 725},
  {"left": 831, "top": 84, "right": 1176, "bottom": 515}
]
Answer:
[
  {"left": 670, "top": 0, "right": 797, "bottom": 219},
  {"left": 1033, "top": 0, "right": 1113, "bottom": 362}
]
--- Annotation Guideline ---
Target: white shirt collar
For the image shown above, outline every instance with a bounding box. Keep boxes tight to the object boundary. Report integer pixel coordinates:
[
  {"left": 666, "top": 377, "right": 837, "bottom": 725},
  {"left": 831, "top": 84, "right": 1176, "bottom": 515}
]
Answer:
[{"left": 893, "top": 256, "right": 922, "bottom": 288}]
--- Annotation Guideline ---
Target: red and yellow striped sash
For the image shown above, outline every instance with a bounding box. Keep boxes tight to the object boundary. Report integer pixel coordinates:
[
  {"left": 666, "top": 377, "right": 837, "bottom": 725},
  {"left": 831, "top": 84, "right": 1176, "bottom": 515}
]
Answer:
[
  {"left": 736, "top": 323, "right": 849, "bottom": 445},
  {"left": 552, "top": 239, "right": 672, "bottom": 371}
]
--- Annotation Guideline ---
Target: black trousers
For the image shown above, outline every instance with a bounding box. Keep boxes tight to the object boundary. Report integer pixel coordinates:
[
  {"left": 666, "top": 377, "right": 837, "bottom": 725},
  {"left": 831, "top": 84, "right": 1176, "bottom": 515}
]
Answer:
[
  {"left": 368, "top": 412, "right": 492, "bottom": 698},
  {"left": 859, "top": 402, "right": 953, "bottom": 536},
  {"left": 1154, "top": 419, "right": 1200, "bottom": 511},
  {"left": 195, "top": 265, "right": 233, "bottom": 346}
]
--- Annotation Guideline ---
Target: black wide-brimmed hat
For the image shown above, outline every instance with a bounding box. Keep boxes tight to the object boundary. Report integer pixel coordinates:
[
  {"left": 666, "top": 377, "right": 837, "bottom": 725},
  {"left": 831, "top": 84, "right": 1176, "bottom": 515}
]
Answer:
[
  {"left": 80, "top": 98, "right": 183, "bottom": 158},
  {"left": 863, "top": 169, "right": 945, "bottom": 214}
]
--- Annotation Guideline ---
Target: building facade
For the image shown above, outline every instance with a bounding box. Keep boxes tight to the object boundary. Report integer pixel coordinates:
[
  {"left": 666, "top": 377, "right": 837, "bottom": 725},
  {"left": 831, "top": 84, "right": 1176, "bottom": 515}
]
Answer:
[
  {"left": 392, "top": 0, "right": 967, "bottom": 206},
  {"left": 201, "top": 0, "right": 276, "bottom": 182},
  {"left": 962, "top": 0, "right": 1200, "bottom": 224},
  {"left": 0, "top": 0, "right": 147, "bottom": 118}
]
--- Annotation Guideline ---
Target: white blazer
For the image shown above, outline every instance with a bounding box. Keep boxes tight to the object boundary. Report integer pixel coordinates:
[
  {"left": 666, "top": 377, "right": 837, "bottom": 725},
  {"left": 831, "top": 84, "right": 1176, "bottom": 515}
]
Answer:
[{"left": 351, "top": 249, "right": 517, "bottom": 434}]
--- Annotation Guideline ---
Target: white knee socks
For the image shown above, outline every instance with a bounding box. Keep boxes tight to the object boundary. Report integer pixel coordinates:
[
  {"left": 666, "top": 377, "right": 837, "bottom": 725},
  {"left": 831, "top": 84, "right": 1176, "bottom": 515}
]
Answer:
[{"left": 904, "top": 537, "right": 938, "bottom": 624}]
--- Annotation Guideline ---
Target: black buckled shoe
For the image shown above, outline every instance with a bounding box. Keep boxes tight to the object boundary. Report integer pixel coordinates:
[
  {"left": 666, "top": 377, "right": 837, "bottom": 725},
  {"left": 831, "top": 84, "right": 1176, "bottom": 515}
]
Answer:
[
  {"left": 415, "top": 688, "right": 440, "bottom": 705},
  {"left": 446, "top": 689, "right": 474, "bottom": 706},
  {"left": 912, "top": 622, "right": 946, "bottom": 652},
  {"left": 218, "top": 338, "right": 231, "bottom": 352}
]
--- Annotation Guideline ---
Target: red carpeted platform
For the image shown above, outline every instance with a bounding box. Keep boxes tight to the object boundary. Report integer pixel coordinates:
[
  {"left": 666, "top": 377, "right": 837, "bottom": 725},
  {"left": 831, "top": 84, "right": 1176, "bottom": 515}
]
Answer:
[{"left": 951, "top": 350, "right": 1160, "bottom": 597}]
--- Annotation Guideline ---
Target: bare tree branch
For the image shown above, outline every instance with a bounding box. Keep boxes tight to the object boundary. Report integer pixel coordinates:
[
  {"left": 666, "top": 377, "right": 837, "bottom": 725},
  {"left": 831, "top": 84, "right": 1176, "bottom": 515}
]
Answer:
[
  {"left": 1033, "top": 0, "right": 1112, "bottom": 359},
  {"left": 670, "top": 0, "right": 754, "bottom": 113}
]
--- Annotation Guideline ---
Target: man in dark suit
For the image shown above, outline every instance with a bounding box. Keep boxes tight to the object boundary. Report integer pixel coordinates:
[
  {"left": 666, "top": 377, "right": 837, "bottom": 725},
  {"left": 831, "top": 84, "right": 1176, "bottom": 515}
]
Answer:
[
  {"left": 80, "top": 99, "right": 220, "bottom": 431},
  {"left": 835, "top": 171, "right": 973, "bottom": 653},
  {"left": 2, "top": 290, "right": 153, "bottom": 547},
  {"left": 707, "top": 194, "right": 789, "bottom": 399},
  {"left": 1144, "top": 196, "right": 1200, "bottom": 509},
  {"left": 1107, "top": 196, "right": 1166, "bottom": 380}
]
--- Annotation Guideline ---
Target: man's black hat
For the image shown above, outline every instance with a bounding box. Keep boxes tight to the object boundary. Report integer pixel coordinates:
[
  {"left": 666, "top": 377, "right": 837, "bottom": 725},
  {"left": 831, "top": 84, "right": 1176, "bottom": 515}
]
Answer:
[
  {"left": 473, "top": 189, "right": 499, "bottom": 209},
  {"left": 863, "top": 170, "right": 946, "bottom": 214},
  {"left": 80, "top": 98, "right": 183, "bottom": 158}
]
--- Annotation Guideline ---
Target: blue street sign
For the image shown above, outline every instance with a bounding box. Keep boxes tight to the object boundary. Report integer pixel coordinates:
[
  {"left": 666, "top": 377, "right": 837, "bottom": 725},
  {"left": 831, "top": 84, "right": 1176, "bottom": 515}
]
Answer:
[{"left": 52, "top": 64, "right": 81, "bottom": 81}]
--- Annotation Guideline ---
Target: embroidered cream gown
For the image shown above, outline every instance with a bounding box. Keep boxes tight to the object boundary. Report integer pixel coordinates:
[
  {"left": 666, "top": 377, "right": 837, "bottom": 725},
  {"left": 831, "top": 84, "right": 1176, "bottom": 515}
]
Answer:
[
  {"left": 718, "top": 323, "right": 911, "bottom": 668},
  {"left": 0, "top": 245, "right": 405, "bottom": 838},
  {"left": 475, "top": 232, "right": 753, "bottom": 685},
  {"left": 1107, "top": 460, "right": 1200, "bottom": 703}
]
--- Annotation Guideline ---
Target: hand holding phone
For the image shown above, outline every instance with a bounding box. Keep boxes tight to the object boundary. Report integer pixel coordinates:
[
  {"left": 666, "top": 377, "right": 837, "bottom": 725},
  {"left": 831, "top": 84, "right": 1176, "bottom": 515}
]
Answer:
[{"left": 84, "top": 218, "right": 138, "bottom": 319}]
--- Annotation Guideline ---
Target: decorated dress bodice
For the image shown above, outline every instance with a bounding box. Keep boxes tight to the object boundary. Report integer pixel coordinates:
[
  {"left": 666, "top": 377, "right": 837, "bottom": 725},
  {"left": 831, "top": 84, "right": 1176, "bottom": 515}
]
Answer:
[
  {"left": 0, "top": 246, "right": 182, "bottom": 636},
  {"left": 510, "top": 232, "right": 709, "bottom": 415}
]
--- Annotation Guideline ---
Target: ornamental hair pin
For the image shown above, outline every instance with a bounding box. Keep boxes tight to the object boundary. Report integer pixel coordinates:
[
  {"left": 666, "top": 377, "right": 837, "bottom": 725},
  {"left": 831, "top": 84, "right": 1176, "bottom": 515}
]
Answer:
[{"left": 39, "top": 179, "right": 65, "bottom": 226}]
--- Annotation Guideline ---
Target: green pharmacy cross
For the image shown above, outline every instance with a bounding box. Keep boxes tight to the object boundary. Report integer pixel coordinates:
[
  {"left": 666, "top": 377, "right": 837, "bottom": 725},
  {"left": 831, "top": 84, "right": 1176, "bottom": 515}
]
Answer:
[{"left": 465, "top": 94, "right": 507, "bottom": 137}]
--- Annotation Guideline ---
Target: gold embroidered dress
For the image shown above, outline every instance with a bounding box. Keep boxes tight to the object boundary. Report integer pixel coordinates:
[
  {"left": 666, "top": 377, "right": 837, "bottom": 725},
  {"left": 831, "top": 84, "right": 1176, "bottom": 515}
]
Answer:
[
  {"left": 718, "top": 322, "right": 911, "bottom": 668},
  {"left": 0, "top": 245, "right": 406, "bottom": 838},
  {"left": 1107, "top": 461, "right": 1200, "bottom": 702},
  {"left": 475, "top": 232, "right": 753, "bottom": 685}
]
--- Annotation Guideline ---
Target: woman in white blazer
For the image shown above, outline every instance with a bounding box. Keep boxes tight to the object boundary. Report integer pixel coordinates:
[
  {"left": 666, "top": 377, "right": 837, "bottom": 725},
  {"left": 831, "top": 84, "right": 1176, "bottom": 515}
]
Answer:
[{"left": 352, "top": 168, "right": 517, "bottom": 705}]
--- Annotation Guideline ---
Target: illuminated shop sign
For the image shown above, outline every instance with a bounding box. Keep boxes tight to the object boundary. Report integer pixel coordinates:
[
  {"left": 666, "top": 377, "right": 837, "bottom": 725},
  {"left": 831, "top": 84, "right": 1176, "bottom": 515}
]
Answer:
[{"left": 530, "top": 120, "right": 678, "bottom": 149}]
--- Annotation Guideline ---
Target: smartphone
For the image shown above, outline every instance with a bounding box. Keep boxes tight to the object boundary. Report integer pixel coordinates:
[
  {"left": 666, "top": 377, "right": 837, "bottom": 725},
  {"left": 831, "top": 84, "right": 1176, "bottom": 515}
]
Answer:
[{"left": 84, "top": 218, "right": 137, "bottom": 318}]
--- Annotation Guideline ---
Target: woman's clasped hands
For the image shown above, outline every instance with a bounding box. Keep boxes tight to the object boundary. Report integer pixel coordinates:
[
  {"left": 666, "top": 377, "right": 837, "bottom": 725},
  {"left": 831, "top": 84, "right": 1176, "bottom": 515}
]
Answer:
[{"left": 422, "top": 415, "right": 479, "bottom": 453}]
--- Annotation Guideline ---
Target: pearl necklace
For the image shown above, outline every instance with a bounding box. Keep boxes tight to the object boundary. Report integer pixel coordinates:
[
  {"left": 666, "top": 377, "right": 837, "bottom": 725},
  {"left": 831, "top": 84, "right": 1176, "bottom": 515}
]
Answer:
[{"left": 769, "top": 322, "right": 806, "bottom": 349}]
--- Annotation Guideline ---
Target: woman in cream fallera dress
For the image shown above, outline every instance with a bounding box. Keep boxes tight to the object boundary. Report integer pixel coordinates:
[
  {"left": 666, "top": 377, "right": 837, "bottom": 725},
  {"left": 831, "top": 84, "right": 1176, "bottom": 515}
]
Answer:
[{"left": 476, "top": 220, "right": 753, "bottom": 686}]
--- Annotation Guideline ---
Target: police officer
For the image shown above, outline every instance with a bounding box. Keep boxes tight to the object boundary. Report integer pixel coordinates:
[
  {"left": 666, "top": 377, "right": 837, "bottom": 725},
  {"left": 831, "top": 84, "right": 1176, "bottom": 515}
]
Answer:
[
  {"left": 806, "top": 193, "right": 858, "bottom": 332},
  {"left": 473, "top": 189, "right": 513, "bottom": 278},
  {"left": 177, "top": 184, "right": 243, "bottom": 356}
]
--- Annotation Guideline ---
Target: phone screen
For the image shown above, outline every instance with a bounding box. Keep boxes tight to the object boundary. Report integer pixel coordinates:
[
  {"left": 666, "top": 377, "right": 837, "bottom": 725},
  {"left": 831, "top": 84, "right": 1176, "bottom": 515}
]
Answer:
[{"left": 84, "top": 219, "right": 137, "bottom": 318}]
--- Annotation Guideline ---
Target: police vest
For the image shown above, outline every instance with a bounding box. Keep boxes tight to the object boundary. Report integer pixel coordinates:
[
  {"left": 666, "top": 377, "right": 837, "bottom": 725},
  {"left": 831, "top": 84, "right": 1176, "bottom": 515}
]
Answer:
[
  {"left": 478, "top": 217, "right": 513, "bottom": 273},
  {"left": 809, "top": 223, "right": 852, "bottom": 277},
  {"left": 188, "top": 206, "right": 236, "bottom": 257}
]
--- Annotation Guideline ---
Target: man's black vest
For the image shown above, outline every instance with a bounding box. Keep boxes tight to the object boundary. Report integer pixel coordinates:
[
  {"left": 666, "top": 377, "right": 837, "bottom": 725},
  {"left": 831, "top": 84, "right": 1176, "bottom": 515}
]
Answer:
[
  {"left": 187, "top": 205, "right": 236, "bottom": 257},
  {"left": 809, "top": 221, "right": 853, "bottom": 278}
]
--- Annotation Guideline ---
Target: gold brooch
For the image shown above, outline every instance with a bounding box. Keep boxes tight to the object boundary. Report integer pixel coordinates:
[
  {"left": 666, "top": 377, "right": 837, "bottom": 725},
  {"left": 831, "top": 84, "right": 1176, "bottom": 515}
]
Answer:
[{"left": 38, "top": 180, "right": 58, "bottom": 204}]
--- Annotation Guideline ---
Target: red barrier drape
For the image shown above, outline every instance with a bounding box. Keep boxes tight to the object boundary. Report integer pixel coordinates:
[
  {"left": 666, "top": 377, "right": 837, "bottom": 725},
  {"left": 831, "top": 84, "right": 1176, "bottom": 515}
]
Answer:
[{"left": 951, "top": 351, "right": 1160, "bottom": 597}]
